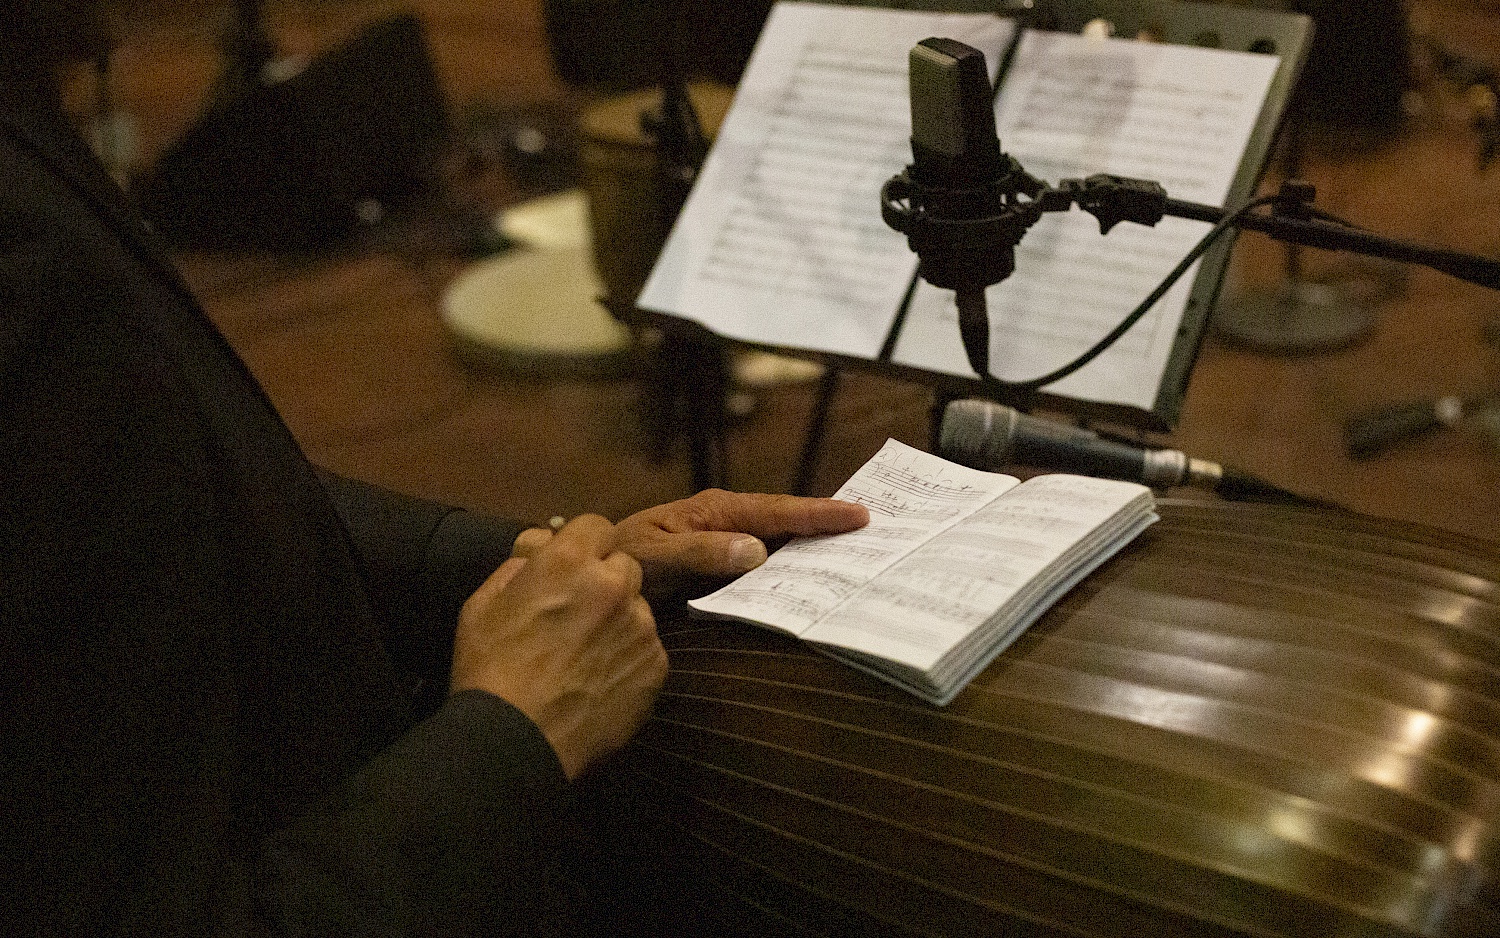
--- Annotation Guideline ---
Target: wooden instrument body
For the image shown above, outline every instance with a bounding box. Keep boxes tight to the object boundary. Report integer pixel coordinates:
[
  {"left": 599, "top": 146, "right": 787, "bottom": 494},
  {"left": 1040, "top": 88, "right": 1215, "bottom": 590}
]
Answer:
[{"left": 577, "top": 501, "right": 1500, "bottom": 937}]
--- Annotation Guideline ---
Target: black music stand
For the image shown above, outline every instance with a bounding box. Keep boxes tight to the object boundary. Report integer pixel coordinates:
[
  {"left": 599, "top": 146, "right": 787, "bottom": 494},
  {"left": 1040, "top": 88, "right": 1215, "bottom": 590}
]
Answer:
[{"left": 630, "top": 0, "right": 1309, "bottom": 493}]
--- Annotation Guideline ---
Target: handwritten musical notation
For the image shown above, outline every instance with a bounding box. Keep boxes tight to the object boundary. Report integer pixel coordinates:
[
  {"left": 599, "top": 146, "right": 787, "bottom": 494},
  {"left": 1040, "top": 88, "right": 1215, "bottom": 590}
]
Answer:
[
  {"left": 802, "top": 462, "right": 1153, "bottom": 668},
  {"left": 841, "top": 451, "right": 992, "bottom": 520},
  {"left": 710, "top": 578, "right": 844, "bottom": 623},
  {"left": 691, "top": 439, "right": 1013, "bottom": 635}
]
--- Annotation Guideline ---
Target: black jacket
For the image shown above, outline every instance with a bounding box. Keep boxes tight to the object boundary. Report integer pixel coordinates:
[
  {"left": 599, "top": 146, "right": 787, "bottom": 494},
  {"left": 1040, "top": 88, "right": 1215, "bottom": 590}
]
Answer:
[{"left": 0, "top": 65, "right": 572, "bottom": 935}]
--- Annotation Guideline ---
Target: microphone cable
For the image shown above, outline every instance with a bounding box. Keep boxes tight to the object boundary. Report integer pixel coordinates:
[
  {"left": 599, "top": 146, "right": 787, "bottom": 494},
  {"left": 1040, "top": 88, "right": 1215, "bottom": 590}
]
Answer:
[{"left": 952, "top": 191, "right": 1277, "bottom": 393}]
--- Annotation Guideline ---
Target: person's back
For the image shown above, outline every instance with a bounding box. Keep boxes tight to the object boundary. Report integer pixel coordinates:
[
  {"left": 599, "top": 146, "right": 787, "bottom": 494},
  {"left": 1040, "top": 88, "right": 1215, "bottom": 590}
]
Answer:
[
  {"left": 0, "top": 14, "right": 579, "bottom": 929},
  {"left": 0, "top": 7, "right": 868, "bottom": 933}
]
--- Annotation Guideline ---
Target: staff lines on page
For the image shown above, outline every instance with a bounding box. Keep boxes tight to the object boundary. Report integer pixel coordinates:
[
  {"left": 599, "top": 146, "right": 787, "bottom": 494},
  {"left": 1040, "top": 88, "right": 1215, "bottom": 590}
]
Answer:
[
  {"left": 797, "top": 44, "right": 920, "bottom": 75},
  {"left": 1006, "top": 127, "right": 1231, "bottom": 184},
  {"left": 695, "top": 267, "right": 893, "bottom": 308},
  {"left": 781, "top": 540, "right": 896, "bottom": 564},
  {"left": 972, "top": 509, "right": 1075, "bottom": 536},
  {"left": 779, "top": 79, "right": 908, "bottom": 115},
  {"left": 860, "top": 463, "right": 992, "bottom": 502},
  {"left": 1008, "top": 129, "right": 1234, "bottom": 175},
  {"left": 801, "top": 524, "right": 942, "bottom": 544},
  {"left": 1007, "top": 292, "right": 1187, "bottom": 350},
  {"left": 1027, "top": 69, "right": 1257, "bottom": 110},
  {"left": 1015, "top": 230, "right": 1187, "bottom": 275},
  {"left": 750, "top": 134, "right": 905, "bottom": 166},
  {"left": 712, "top": 584, "right": 828, "bottom": 621},
  {"left": 767, "top": 100, "right": 907, "bottom": 134},
  {"left": 884, "top": 562, "right": 1021, "bottom": 600},
  {"left": 844, "top": 493, "right": 968, "bottom": 520},
  {"left": 698, "top": 258, "right": 894, "bottom": 307},
  {"left": 1013, "top": 105, "right": 1244, "bottom": 141},
  {"left": 720, "top": 185, "right": 890, "bottom": 223},
  {"left": 1021, "top": 72, "right": 1248, "bottom": 122},
  {"left": 917, "top": 533, "right": 1050, "bottom": 565},
  {"left": 708, "top": 216, "right": 890, "bottom": 254},
  {"left": 1012, "top": 103, "right": 1244, "bottom": 136},
  {"left": 857, "top": 582, "right": 987, "bottom": 624},
  {"left": 957, "top": 302, "right": 1159, "bottom": 360},
  {"left": 749, "top": 148, "right": 904, "bottom": 187}
]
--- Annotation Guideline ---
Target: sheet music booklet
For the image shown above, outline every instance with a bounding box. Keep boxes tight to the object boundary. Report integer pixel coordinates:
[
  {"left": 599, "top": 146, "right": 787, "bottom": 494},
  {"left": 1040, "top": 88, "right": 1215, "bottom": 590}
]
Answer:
[
  {"left": 690, "top": 439, "right": 1156, "bottom": 704},
  {"left": 638, "top": 1, "right": 1281, "bottom": 420}
]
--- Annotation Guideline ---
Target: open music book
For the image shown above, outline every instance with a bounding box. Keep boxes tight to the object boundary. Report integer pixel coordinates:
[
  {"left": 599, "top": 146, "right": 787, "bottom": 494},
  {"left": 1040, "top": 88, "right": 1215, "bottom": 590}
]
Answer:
[
  {"left": 689, "top": 439, "right": 1156, "bottom": 704},
  {"left": 638, "top": 1, "right": 1282, "bottom": 422}
]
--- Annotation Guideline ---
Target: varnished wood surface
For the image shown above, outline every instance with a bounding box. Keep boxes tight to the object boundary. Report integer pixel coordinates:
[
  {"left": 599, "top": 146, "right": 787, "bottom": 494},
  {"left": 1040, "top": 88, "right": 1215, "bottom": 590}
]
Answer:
[{"left": 578, "top": 500, "right": 1500, "bottom": 936}]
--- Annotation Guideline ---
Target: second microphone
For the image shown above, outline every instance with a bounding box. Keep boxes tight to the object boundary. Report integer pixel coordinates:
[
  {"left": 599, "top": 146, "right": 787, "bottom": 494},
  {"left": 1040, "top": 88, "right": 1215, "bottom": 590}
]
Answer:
[{"left": 938, "top": 398, "right": 1224, "bottom": 489}]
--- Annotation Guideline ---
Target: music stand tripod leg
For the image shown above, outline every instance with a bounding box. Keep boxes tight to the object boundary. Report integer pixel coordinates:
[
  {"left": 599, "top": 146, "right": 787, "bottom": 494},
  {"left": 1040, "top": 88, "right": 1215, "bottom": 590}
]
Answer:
[{"left": 791, "top": 367, "right": 841, "bottom": 496}]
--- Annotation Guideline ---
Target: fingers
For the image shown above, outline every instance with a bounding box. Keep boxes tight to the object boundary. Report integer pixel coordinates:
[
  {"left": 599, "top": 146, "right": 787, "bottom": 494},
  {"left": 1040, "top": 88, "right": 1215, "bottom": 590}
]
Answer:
[
  {"left": 452, "top": 512, "right": 662, "bottom": 779},
  {"left": 613, "top": 492, "right": 869, "bottom": 585},
  {"left": 658, "top": 490, "right": 870, "bottom": 538},
  {"left": 511, "top": 527, "right": 553, "bottom": 559},
  {"left": 551, "top": 515, "right": 640, "bottom": 606},
  {"left": 629, "top": 530, "right": 768, "bottom": 577},
  {"left": 482, "top": 515, "right": 635, "bottom": 612},
  {"left": 598, "top": 546, "right": 645, "bottom": 607},
  {"left": 469, "top": 554, "right": 533, "bottom": 608},
  {"left": 484, "top": 556, "right": 529, "bottom": 593},
  {"left": 546, "top": 513, "right": 616, "bottom": 556}
]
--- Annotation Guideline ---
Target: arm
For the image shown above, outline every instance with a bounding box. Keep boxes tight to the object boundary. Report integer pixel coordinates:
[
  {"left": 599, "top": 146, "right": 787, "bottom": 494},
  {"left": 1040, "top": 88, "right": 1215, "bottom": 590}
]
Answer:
[
  {"left": 0, "top": 102, "right": 648, "bottom": 936},
  {"left": 251, "top": 691, "right": 575, "bottom": 936},
  {"left": 252, "top": 516, "right": 666, "bottom": 933},
  {"left": 317, "top": 471, "right": 528, "bottom": 716}
]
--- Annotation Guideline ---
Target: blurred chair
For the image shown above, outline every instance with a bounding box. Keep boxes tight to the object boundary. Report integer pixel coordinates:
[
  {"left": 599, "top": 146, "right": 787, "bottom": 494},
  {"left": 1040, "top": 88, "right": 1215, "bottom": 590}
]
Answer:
[{"left": 135, "top": 10, "right": 448, "bottom": 251}]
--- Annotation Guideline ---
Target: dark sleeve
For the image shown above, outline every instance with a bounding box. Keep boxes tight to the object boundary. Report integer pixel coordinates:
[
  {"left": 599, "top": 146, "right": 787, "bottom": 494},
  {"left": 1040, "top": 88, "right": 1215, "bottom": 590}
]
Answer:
[
  {"left": 317, "top": 471, "right": 531, "bottom": 715},
  {"left": 0, "top": 111, "right": 582, "bottom": 938},
  {"left": 249, "top": 690, "right": 578, "bottom": 938}
]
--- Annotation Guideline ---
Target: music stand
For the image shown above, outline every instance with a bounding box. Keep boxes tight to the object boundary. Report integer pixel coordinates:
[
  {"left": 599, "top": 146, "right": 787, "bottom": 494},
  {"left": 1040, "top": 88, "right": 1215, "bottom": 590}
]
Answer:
[{"left": 626, "top": 0, "right": 1310, "bottom": 492}]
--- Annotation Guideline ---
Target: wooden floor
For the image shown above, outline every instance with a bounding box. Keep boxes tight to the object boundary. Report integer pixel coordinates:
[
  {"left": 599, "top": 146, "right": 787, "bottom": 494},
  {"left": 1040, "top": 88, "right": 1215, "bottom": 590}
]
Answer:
[{"left": 97, "top": 0, "right": 1500, "bottom": 545}]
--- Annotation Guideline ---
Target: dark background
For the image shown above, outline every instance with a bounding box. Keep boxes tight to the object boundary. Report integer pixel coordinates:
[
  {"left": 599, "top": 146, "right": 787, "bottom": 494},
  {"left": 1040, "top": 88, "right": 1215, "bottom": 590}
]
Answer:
[{"left": 82, "top": 0, "right": 1500, "bottom": 542}]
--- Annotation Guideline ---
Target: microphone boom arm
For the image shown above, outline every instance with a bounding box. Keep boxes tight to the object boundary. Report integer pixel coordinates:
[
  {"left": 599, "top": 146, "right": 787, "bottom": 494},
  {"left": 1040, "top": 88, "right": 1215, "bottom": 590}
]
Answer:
[{"left": 882, "top": 164, "right": 1500, "bottom": 392}]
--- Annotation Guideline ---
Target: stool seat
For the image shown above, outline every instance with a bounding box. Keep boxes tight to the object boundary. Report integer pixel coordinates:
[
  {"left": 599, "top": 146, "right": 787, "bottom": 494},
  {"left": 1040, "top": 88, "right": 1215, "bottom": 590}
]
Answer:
[
  {"left": 442, "top": 189, "right": 633, "bottom": 376},
  {"left": 441, "top": 244, "right": 632, "bottom": 376}
]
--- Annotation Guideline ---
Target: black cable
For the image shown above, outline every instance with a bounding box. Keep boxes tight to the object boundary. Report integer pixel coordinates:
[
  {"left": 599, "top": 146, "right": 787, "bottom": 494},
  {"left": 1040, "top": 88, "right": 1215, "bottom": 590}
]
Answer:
[{"left": 962, "top": 193, "right": 1279, "bottom": 394}]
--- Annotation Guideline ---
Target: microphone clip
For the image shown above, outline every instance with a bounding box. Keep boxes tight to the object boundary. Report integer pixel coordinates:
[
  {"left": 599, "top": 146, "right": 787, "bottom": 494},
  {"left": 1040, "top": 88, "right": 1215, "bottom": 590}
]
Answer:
[
  {"left": 1057, "top": 174, "right": 1168, "bottom": 235},
  {"left": 879, "top": 157, "right": 1047, "bottom": 292}
]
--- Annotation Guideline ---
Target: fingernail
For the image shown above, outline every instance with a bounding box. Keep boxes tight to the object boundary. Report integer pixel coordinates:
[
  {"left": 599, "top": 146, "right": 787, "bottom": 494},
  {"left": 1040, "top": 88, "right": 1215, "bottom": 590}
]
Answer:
[{"left": 729, "top": 536, "right": 767, "bottom": 572}]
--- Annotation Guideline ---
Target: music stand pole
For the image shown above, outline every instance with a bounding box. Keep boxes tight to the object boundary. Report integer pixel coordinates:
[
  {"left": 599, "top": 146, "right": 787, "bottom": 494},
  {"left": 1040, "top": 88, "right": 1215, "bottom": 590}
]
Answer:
[{"left": 639, "top": 3, "right": 729, "bottom": 492}]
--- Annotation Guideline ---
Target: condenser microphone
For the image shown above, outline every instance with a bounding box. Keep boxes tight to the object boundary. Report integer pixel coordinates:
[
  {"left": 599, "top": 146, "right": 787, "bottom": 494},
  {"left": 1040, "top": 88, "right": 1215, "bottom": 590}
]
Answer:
[
  {"left": 940, "top": 398, "right": 1225, "bottom": 489},
  {"left": 887, "top": 39, "right": 1045, "bottom": 380},
  {"left": 907, "top": 37, "right": 1003, "bottom": 189}
]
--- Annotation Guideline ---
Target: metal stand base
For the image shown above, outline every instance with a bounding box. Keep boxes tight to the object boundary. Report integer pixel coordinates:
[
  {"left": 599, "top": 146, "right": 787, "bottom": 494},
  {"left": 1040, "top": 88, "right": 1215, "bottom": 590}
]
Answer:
[{"left": 1213, "top": 279, "right": 1376, "bottom": 353}]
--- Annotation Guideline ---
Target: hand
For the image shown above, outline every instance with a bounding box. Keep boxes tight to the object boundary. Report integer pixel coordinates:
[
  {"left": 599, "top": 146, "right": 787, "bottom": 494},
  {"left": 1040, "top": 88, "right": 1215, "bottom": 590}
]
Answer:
[
  {"left": 512, "top": 491, "right": 869, "bottom": 605},
  {"left": 450, "top": 515, "right": 666, "bottom": 780}
]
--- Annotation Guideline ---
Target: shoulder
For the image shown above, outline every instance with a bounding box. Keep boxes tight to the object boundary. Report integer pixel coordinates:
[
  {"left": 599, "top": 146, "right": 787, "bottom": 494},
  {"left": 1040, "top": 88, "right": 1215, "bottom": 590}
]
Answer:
[{"left": 0, "top": 88, "right": 194, "bottom": 375}]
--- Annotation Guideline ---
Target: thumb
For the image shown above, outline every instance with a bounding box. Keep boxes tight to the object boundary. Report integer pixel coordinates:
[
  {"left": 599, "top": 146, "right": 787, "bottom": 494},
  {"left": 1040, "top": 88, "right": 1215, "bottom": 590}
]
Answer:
[{"left": 481, "top": 556, "right": 530, "bottom": 594}]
